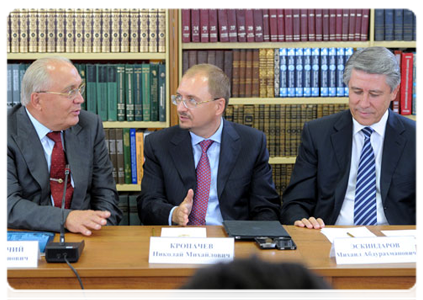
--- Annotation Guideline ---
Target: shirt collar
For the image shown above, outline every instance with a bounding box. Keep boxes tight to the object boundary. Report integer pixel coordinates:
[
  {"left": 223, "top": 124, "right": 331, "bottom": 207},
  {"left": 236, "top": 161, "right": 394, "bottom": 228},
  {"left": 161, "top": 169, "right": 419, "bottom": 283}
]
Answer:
[
  {"left": 190, "top": 117, "right": 224, "bottom": 146},
  {"left": 25, "top": 108, "right": 55, "bottom": 140},
  {"left": 352, "top": 109, "right": 389, "bottom": 138}
]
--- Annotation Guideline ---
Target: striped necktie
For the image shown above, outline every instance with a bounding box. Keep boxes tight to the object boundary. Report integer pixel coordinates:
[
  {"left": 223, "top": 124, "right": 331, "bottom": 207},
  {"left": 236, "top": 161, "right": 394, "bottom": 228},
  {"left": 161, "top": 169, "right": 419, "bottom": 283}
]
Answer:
[{"left": 354, "top": 127, "right": 377, "bottom": 225}]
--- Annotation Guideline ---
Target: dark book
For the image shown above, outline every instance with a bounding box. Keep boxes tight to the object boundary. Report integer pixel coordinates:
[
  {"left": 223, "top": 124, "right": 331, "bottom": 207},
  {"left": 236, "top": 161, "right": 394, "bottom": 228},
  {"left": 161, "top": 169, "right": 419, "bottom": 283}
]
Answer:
[
  {"left": 223, "top": 50, "right": 233, "bottom": 81},
  {"left": 329, "top": 9, "right": 336, "bottom": 41},
  {"left": 253, "top": 9, "right": 264, "bottom": 42},
  {"left": 403, "top": 9, "right": 414, "bottom": 41},
  {"left": 269, "top": 9, "right": 278, "bottom": 42},
  {"left": 384, "top": 9, "right": 394, "bottom": 41},
  {"left": 227, "top": 9, "right": 238, "bottom": 42},
  {"left": 207, "top": 50, "right": 216, "bottom": 65},
  {"left": 279, "top": 48, "right": 288, "bottom": 97},
  {"left": 348, "top": 9, "right": 356, "bottom": 41},
  {"left": 239, "top": 49, "right": 246, "bottom": 97},
  {"left": 322, "top": 9, "right": 330, "bottom": 41},
  {"left": 116, "top": 64, "right": 126, "bottom": 121},
  {"left": 335, "top": 9, "right": 343, "bottom": 41},
  {"left": 115, "top": 128, "right": 125, "bottom": 184},
  {"left": 328, "top": 47, "right": 337, "bottom": 97},
  {"left": 96, "top": 64, "right": 108, "bottom": 121},
  {"left": 341, "top": 9, "right": 349, "bottom": 41},
  {"left": 133, "top": 64, "right": 143, "bottom": 121},
  {"left": 354, "top": 9, "right": 362, "bottom": 41},
  {"left": 200, "top": 9, "right": 209, "bottom": 43},
  {"left": 400, "top": 52, "right": 413, "bottom": 115},
  {"left": 374, "top": 9, "right": 384, "bottom": 41},
  {"left": 209, "top": 9, "right": 218, "bottom": 42},
  {"left": 218, "top": 9, "right": 229, "bottom": 42},
  {"left": 215, "top": 50, "right": 224, "bottom": 71},
  {"left": 245, "top": 9, "right": 254, "bottom": 42},
  {"left": 107, "top": 64, "right": 118, "bottom": 121},
  {"left": 277, "top": 9, "right": 285, "bottom": 41},
  {"left": 300, "top": 9, "right": 308, "bottom": 41},
  {"left": 188, "top": 50, "right": 198, "bottom": 68},
  {"left": 150, "top": 64, "right": 159, "bottom": 121},
  {"left": 125, "top": 64, "right": 134, "bottom": 121},
  {"left": 141, "top": 64, "right": 151, "bottom": 121},
  {"left": 394, "top": 9, "right": 403, "bottom": 41},
  {"left": 85, "top": 64, "right": 97, "bottom": 114},
  {"left": 197, "top": 50, "right": 208, "bottom": 64},
  {"left": 158, "top": 64, "right": 166, "bottom": 122},
  {"left": 122, "top": 128, "right": 132, "bottom": 184},
  {"left": 236, "top": 9, "right": 246, "bottom": 42},
  {"left": 191, "top": 9, "right": 200, "bottom": 42},
  {"left": 292, "top": 9, "right": 300, "bottom": 41},
  {"left": 284, "top": 9, "right": 293, "bottom": 42},
  {"left": 308, "top": 9, "right": 315, "bottom": 41},
  {"left": 181, "top": 9, "right": 191, "bottom": 42},
  {"left": 232, "top": 49, "right": 240, "bottom": 97},
  {"left": 360, "top": 9, "right": 370, "bottom": 41},
  {"left": 262, "top": 9, "right": 270, "bottom": 42},
  {"left": 130, "top": 128, "right": 137, "bottom": 184},
  {"left": 245, "top": 49, "right": 253, "bottom": 97},
  {"left": 252, "top": 49, "right": 260, "bottom": 97}
]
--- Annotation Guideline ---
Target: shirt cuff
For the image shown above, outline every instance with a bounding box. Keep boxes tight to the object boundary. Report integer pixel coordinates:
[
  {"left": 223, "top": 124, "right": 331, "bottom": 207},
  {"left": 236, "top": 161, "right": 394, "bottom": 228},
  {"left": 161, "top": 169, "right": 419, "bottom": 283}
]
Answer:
[{"left": 168, "top": 206, "right": 177, "bottom": 226}]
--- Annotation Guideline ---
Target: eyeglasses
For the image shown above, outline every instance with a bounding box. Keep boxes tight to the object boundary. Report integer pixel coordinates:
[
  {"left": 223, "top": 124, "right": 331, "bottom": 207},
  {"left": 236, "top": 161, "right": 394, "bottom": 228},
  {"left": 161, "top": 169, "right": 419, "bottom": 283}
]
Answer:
[
  {"left": 36, "top": 83, "right": 85, "bottom": 100},
  {"left": 171, "top": 94, "right": 221, "bottom": 109}
]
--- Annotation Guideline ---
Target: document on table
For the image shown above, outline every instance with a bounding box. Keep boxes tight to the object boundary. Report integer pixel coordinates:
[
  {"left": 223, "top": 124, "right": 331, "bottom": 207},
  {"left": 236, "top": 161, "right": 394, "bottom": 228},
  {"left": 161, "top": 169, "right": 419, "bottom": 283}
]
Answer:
[
  {"left": 381, "top": 229, "right": 420, "bottom": 245},
  {"left": 320, "top": 227, "right": 376, "bottom": 243}
]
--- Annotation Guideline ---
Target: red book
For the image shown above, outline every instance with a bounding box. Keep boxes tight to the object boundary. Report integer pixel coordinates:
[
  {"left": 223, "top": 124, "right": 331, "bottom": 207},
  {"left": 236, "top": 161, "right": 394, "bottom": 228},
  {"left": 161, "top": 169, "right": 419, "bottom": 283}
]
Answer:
[
  {"left": 293, "top": 9, "right": 300, "bottom": 41},
  {"left": 360, "top": 9, "right": 370, "bottom": 41},
  {"left": 400, "top": 52, "right": 413, "bottom": 115},
  {"left": 300, "top": 9, "right": 308, "bottom": 41},
  {"left": 181, "top": 9, "right": 191, "bottom": 42},
  {"left": 269, "top": 9, "right": 278, "bottom": 42},
  {"left": 335, "top": 9, "right": 343, "bottom": 41},
  {"left": 200, "top": 9, "right": 209, "bottom": 42},
  {"left": 262, "top": 9, "right": 270, "bottom": 42},
  {"left": 392, "top": 50, "right": 402, "bottom": 113},
  {"left": 342, "top": 9, "right": 349, "bottom": 41},
  {"left": 209, "top": 9, "right": 218, "bottom": 42},
  {"left": 277, "top": 9, "right": 285, "bottom": 41},
  {"left": 253, "top": 9, "right": 264, "bottom": 42},
  {"left": 227, "top": 9, "right": 237, "bottom": 42},
  {"left": 322, "top": 9, "right": 330, "bottom": 41},
  {"left": 218, "top": 9, "right": 229, "bottom": 42},
  {"left": 348, "top": 9, "right": 356, "bottom": 40},
  {"left": 245, "top": 9, "right": 255, "bottom": 42},
  {"left": 236, "top": 9, "right": 246, "bottom": 42},
  {"left": 354, "top": 9, "right": 362, "bottom": 41},
  {"left": 308, "top": 9, "right": 315, "bottom": 41},
  {"left": 191, "top": 9, "right": 200, "bottom": 42},
  {"left": 284, "top": 9, "right": 293, "bottom": 42},
  {"left": 329, "top": 9, "right": 336, "bottom": 41},
  {"left": 315, "top": 9, "right": 323, "bottom": 41}
]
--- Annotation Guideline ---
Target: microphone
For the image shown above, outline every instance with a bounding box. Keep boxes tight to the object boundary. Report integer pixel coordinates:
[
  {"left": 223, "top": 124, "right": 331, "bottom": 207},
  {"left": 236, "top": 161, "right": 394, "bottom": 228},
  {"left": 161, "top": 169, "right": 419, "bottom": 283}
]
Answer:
[{"left": 45, "top": 163, "right": 85, "bottom": 263}]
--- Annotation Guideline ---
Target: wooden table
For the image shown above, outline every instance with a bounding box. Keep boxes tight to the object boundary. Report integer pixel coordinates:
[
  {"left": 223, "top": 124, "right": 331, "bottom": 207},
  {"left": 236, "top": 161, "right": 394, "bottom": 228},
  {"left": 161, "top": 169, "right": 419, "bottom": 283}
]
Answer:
[{"left": 7, "top": 225, "right": 416, "bottom": 289}]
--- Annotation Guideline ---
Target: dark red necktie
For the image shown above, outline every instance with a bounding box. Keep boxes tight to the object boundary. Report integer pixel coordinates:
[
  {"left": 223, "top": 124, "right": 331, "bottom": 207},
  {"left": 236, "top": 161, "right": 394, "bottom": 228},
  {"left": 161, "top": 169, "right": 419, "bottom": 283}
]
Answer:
[
  {"left": 47, "top": 131, "right": 73, "bottom": 209},
  {"left": 188, "top": 140, "right": 214, "bottom": 225}
]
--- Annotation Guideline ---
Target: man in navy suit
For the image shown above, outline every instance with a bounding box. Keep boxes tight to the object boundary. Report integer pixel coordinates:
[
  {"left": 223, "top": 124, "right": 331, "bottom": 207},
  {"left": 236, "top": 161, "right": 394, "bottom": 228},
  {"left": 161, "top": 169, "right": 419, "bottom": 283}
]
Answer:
[
  {"left": 8, "top": 57, "right": 121, "bottom": 235},
  {"left": 138, "top": 64, "right": 281, "bottom": 225},
  {"left": 281, "top": 47, "right": 416, "bottom": 228}
]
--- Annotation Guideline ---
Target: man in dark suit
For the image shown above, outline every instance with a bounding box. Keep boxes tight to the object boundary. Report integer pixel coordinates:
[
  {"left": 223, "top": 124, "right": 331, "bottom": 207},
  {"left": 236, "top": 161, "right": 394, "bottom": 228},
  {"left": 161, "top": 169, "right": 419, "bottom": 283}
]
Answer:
[
  {"left": 138, "top": 64, "right": 281, "bottom": 225},
  {"left": 8, "top": 56, "right": 121, "bottom": 235},
  {"left": 281, "top": 47, "right": 416, "bottom": 228}
]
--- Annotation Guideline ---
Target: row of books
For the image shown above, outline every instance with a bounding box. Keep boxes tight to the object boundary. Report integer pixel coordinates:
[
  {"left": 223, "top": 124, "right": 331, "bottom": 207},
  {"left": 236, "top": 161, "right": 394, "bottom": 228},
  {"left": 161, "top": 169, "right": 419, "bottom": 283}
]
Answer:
[
  {"left": 225, "top": 103, "right": 349, "bottom": 157},
  {"left": 393, "top": 51, "right": 416, "bottom": 115},
  {"left": 181, "top": 9, "right": 370, "bottom": 43},
  {"left": 7, "top": 62, "right": 167, "bottom": 122},
  {"left": 118, "top": 193, "right": 142, "bottom": 225},
  {"left": 374, "top": 9, "right": 416, "bottom": 41},
  {"left": 7, "top": 8, "right": 166, "bottom": 53},
  {"left": 183, "top": 47, "right": 354, "bottom": 98},
  {"left": 104, "top": 128, "right": 153, "bottom": 186},
  {"left": 271, "top": 164, "right": 294, "bottom": 199}
]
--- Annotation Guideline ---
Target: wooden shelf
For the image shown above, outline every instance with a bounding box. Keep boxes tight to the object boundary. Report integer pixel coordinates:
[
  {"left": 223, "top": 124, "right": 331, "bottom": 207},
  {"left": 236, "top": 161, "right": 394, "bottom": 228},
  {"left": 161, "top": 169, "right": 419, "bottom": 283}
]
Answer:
[
  {"left": 103, "top": 121, "right": 169, "bottom": 128},
  {"left": 371, "top": 41, "right": 416, "bottom": 48},
  {"left": 228, "top": 97, "right": 349, "bottom": 105},
  {"left": 7, "top": 52, "right": 167, "bottom": 60},
  {"left": 182, "top": 41, "right": 371, "bottom": 50},
  {"left": 116, "top": 184, "right": 141, "bottom": 192},
  {"left": 405, "top": 115, "right": 416, "bottom": 121}
]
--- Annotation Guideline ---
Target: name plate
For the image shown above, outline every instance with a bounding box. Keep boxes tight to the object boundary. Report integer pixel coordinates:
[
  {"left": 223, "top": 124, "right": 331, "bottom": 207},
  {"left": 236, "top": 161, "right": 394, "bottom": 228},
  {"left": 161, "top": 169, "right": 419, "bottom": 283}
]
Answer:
[
  {"left": 7, "top": 241, "right": 39, "bottom": 268},
  {"left": 149, "top": 237, "right": 234, "bottom": 264},
  {"left": 331, "top": 236, "right": 416, "bottom": 265}
]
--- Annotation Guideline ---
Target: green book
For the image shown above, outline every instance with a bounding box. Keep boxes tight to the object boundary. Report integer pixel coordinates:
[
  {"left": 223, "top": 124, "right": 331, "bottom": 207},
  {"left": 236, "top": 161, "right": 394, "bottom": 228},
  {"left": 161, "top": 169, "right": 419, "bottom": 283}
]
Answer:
[
  {"left": 75, "top": 63, "right": 87, "bottom": 110},
  {"left": 125, "top": 64, "right": 135, "bottom": 122},
  {"left": 158, "top": 63, "right": 166, "bottom": 122},
  {"left": 150, "top": 63, "right": 159, "bottom": 121},
  {"left": 107, "top": 64, "right": 118, "bottom": 121},
  {"left": 117, "top": 64, "right": 126, "bottom": 121},
  {"left": 133, "top": 64, "right": 143, "bottom": 121},
  {"left": 96, "top": 64, "right": 108, "bottom": 121},
  {"left": 85, "top": 64, "right": 97, "bottom": 114},
  {"left": 141, "top": 63, "right": 151, "bottom": 121},
  {"left": 122, "top": 128, "right": 132, "bottom": 184}
]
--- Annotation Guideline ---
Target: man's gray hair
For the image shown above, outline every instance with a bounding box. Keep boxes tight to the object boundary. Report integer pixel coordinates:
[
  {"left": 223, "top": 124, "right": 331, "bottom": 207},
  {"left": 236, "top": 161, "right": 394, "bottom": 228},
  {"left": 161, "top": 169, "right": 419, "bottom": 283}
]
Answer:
[
  {"left": 343, "top": 47, "right": 401, "bottom": 92},
  {"left": 21, "top": 56, "right": 73, "bottom": 106}
]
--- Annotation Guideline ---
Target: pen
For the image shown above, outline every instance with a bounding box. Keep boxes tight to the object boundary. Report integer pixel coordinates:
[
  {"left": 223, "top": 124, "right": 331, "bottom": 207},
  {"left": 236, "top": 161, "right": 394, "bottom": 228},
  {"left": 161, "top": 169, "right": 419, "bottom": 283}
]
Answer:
[{"left": 347, "top": 232, "right": 355, "bottom": 238}]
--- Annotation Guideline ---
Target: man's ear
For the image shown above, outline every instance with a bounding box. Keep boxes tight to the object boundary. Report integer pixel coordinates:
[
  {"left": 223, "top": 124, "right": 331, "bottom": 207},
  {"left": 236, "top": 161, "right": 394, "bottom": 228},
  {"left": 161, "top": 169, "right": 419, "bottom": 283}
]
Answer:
[
  {"left": 30, "top": 92, "right": 42, "bottom": 110},
  {"left": 391, "top": 84, "right": 400, "bottom": 101},
  {"left": 215, "top": 98, "right": 226, "bottom": 115}
]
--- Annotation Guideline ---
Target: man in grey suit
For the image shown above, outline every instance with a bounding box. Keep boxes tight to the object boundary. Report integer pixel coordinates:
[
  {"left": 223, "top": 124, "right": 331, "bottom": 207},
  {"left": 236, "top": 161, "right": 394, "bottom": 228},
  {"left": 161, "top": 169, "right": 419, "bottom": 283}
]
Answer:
[
  {"left": 281, "top": 47, "right": 416, "bottom": 228},
  {"left": 138, "top": 64, "right": 281, "bottom": 225},
  {"left": 8, "top": 56, "right": 121, "bottom": 235}
]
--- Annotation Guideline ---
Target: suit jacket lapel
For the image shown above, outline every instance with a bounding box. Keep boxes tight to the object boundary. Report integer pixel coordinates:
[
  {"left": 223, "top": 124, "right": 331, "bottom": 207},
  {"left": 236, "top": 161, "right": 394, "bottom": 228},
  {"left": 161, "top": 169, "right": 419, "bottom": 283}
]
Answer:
[
  {"left": 217, "top": 120, "right": 241, "bottom": 199},
  {"left": 380, "top": 110, "right": 406, "bottom": 203},
  {"left": 331, "top": 110, "right": 353, "bottom": 217},
  {"left": 169, "top": 128, "right": 196, "bottom": 190},
  {"left": 14, "top": 107, "right": 51, "bottom": 203}
]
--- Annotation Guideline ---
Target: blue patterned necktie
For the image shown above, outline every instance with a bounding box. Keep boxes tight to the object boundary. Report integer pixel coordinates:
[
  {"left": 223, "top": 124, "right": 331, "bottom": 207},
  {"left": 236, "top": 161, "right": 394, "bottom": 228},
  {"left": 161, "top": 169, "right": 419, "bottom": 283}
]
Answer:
[
  {"left": 188, "top": 139, "right": 214, "bottom": 225},
  {"left": 354, "top": 127, "right": 377, "bottom": 225}
]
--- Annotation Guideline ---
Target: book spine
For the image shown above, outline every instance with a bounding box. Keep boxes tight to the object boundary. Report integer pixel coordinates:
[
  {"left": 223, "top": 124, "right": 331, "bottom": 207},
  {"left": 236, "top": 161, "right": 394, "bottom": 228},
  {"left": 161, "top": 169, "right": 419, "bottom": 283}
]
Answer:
[
  {"left": 107, "top": 128, "right": 117, "bottom": 183},
  {"left": 218, "top": 9, "right": 229, "bottom": 42},
  {"left": 344, "top": 48, "right": 354, "bottom": 95},
  {"left": 120, "top": 9, "right": 130, "bottom": 52},
  {"left": 140, "top": 9, "right": 149, "bottom": 52},
  {"left": 107, "top": 65, "right": 118, "bottom": 121},
  {"left": 284, "top": 9, "right": 293, "bottom": 42},
  {"left": 336, "top": 47, "right": 345, "bottom": 97},
  {"left": 335, "top": 9, "right": 342, "bottom": 41},
  {"left": 341, "top": 9, "right": 349, "bottom": 41},
  {"left": 142, "top": 64, "right": 151, "bottom": 120},
  {"left": 148, "top": 9, "right": 158, "bottom": 52},
  {"left": 74, "top": 9, "right": 83, "bottom": 52},
  {"left": 92, "top": 8, "right": 102, "bottom": 53},
  {"left": 115, "top": 128, "right": 125, "bottom": 184},
  {"left": 322, "top": 9, "right": 329, "bottom": 41},
  {"left": 354, "top": 9, "right": 362, "bottom": 41},
  {"left": 253, "top": 9, "right": 264, "bottom": 42},
  {"left": 46, "top": 9, "right": 55, "bottom": 52},
  {"left": 83, "top": 9, "right": 93, "bottom": 53},
  {"left": 287, "top": 48, "right": 295, "bottom": 97},
  {"left": 259, "top": 49, "right": 267, "bottom": 97},
  {"left": 295, "top": 48, "right": 304, "bottom": 97},
  {"left": 209, "top": 9, "right": 218, "bottom": 43},
  {"left": 311, "top": 48, "right": 320, "bottom": 97},
  {"left": 384, "top": 9, "right": 394, "bottom": 41},
  {"left": 303, "top": 48, "right": 311, "bottom": 97},
  {"left": 360, "top": 9, "right": 370, "bottom": 41},
  {"left": 252, "top": 49, "right": 259, "bottom": 97},
  {"left": 348, "top": 9, "right": 356, "bottom": 41},
  {"left": 320, "top": 48, "right": 329, "bottom": 97},
  {"left": 227, "top": 9, "right": 237, "bottom": 42},
  {"left": 102, "top": 9, "right": 111, "bottom": 53},
  {"left": 135, "top": 130, "right": 144, "bottom": 186},
  {"left": 129, "top": 9, "right": 139, "bottom": 52},
  {"left": 130, "top": 128, "right": 137, "bottom": 184},
  {"left": 245, "top": 9, "right": 255, "bottom": 42},
  {"left": 133, "top": 64, "right": 143, "bottom": 121},
  {"left": 262, "top": 9, "right": 270, "bottom": 42},
  {"left": 65, "top": 9, "right": 75, "bottom": 53},
  {"left": 28, "top": 9, "right": 38, "bottom": 52},
  {"left": 181, "top": 9, "right": 191, "bottom": 42},
  {"left": 394, "top": 9, "right": 403, "bottom": 41},
  {"left": 279, "top": 48, "right": 288, "bottom": 97},
  {"left": 266, "top": 49, "right": 274, "bottom": 98},
  {"left": 125, "top": 64, "right": 134, "bottom": 121},
  {"left": 10, "top": 9, "right": 20, "bottom": 53},
  {"left": 274, "top": 48, "right": 280, "bottom": 97},
  {"left": 191, "top": 9, "right": 200, "bottom": 42},
  {"left": 200, "top": 9, "right": 209, "bottom": 43},
  {"left": 300, "top": 9, "right": 308, "bottom": 41},
  {"left": 292, "top": 9, "right": 300, "bottom": 41},
  {"left": 158, "top": 9, "right": 166, "bottom": 52},
  {"left": 236, "top": 9, "right": 246, "bottom": 42},
  {"left": 329, "top": 9, "right": 336, "bottom": 41},
  {"left": 86, "top": 64, "right": 97, "bottom": 113},
  {"left": 96, "top": 64, "right": 108, "bottom": 121},
  {"left": 158, "top": 64, "right": 166, "bottom": 122},
  {"left": 403, "top": 9, "right": 414, "bottom": 41},
  {"left": 328, "top": 47, "right": 337, "bottom": 97},
  {"left": 150, "top": 64, "right": 159, "bottom": 121},
  {"left": 269, "top": 9, "right": 278, "bottom": 42},
  {"left": 19, "top": 9, "right": 29, "bottom": 53},
  {"left": 277, "top": 9, "right": 285, "bottom": 41},
  {"left": 308, "top": 9, "right": 315, "bottom": 41},
  {"left": 122, "top": 128, "right": 132, "bottom": 184},
  {"left": 374, "top": 9, "right": 384, "bottom": 41},
  {"left": 400, "top": 53, "right": 413, "bottom": 115}
]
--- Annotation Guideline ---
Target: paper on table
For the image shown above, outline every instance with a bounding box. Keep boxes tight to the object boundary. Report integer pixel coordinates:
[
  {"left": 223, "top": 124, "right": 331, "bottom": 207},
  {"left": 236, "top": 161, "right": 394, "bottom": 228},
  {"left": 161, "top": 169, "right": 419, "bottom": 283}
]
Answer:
[
  {"left": 320, "top": 227, "right": 376, "bottom": 243},
  {"left": 381, "top": 229, "right": 420, "bottom": 245},
  {"left": 161, "top": 227, "right": 207, "bottom": 238}
]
